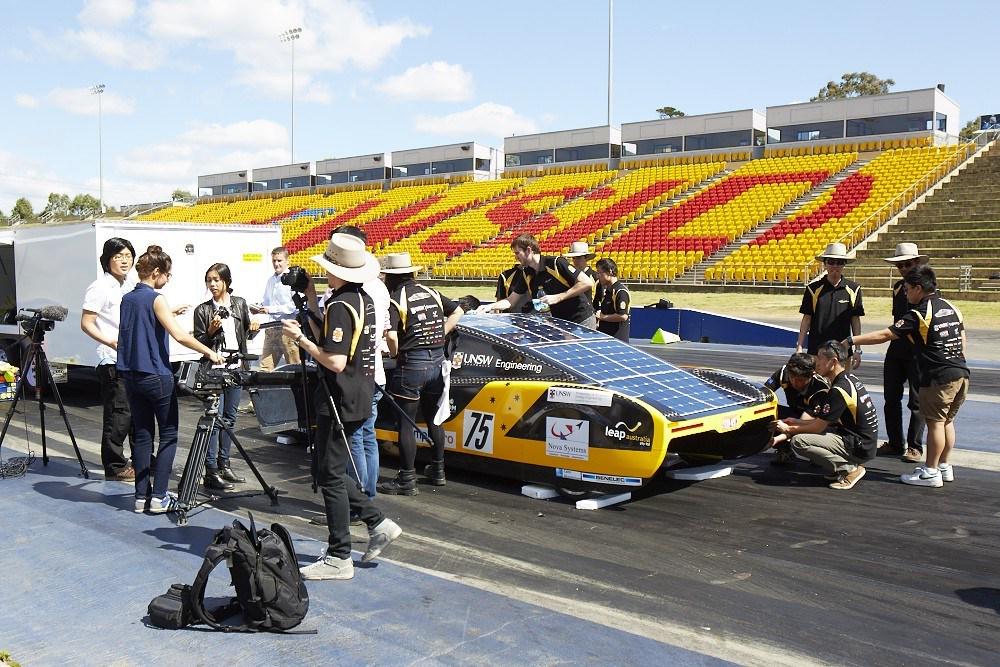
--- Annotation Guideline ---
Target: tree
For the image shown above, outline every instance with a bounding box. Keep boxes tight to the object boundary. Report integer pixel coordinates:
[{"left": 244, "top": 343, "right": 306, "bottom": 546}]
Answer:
[
  {"left": 811, "top": 72, "right": 895, "bottom": 101},
  {"left": 42, "top": 192, "right": 71, "bottom": 217},
  {"left": 959, "top": 119, "right": 979, "bottom": 142},
  {"left": 171, "top": 188, "right": 193, "bottom": 201},
  {"left": 70, "top": 194, "right": 101, "bottom": 217},
  {"left": 11, "top": 198, "right": 34, "bottom": 221},
  {"left": 656, "top": 106, "right": 685, "bottom": 119}
]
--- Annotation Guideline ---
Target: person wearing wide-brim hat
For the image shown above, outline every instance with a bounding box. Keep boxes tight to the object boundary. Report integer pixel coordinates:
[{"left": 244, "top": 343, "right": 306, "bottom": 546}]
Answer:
[
  {"left": 379, "top": 252, "right": 464, "bottom": 496},
  {"left": 796, "top": 242, "right": 865, "bottom": 364},
  {"left": 564, "top": 241, "right": 604, "bottom": 314},
  {"left": 283, "top": 233, "right": 401, "bottom": 581},
  {"left": 878, "top": 242, "right": 930, "bottom": 461}
]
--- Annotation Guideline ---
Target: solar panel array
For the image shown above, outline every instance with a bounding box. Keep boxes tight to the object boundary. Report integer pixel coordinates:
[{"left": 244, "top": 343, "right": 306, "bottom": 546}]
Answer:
[{"left": 460, "top": 314, "right": 766, "bottom": 420}]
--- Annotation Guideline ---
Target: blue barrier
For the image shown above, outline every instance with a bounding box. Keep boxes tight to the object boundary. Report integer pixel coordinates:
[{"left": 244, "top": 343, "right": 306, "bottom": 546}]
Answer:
[{"left": 631, "top": 307, "right": 797, "bottom": 347}]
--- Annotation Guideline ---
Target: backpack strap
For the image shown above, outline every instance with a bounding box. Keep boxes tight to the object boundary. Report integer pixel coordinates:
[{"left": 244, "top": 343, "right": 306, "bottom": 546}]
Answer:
[{"left": 189, "top": 525, "right": 249, "bottom": 632}]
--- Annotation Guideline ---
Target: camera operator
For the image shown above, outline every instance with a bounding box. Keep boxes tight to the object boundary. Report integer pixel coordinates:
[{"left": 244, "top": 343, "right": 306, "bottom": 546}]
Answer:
[
  {"left": 251, "top": 246, "right": 300, "bottom": 371},
  {"left": 379, "top": 253, "right": 464, "bottom": 496},
  {"left": 193, "top": 263, "right": 260, "bottom": 491},
  {"left": 81, "top": 237, "right": 138, "bottom": 481},
  {"left": 282, "top": 234, "right": 401, "bottom": 580},
  {"left": 118, "top": 246, "right": 222, "bottom": 514}
]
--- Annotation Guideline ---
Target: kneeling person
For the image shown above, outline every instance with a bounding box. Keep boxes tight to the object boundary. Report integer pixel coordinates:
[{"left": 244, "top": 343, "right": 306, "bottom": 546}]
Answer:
[
  {"left": 772, "top": 341, "right": 878, "bottom": 490},
  {"left": 764, "top": 352, "right": 830, "bottom": 465}
]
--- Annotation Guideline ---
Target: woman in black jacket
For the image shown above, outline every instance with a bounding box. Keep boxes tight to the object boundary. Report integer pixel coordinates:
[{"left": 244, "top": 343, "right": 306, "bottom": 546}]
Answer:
[{"left": 193, "top": 262, "right": 259, "bottom": 490}]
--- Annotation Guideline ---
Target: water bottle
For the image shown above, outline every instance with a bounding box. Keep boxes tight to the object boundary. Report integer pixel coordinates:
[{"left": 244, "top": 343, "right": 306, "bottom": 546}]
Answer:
[{"left": 533, "top": 288, "right": 550, "bottom": 313}]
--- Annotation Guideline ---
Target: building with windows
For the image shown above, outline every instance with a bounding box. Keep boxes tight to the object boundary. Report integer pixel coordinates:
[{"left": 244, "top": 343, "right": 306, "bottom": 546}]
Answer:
[
  {"left": 390, "top": 142, "right": 501, "bottom": 181},
  {"left": 316, "top": 153, "right": 391, "bottom": 185},
  {"left": 197, "top": 170, "right": 251, "bottom": 196},
  {"left": 621, "top": 110, "right": 765, "bottom": 162},
  {"left": 504, "top": 125, "right": 621, "bottom": 169}
]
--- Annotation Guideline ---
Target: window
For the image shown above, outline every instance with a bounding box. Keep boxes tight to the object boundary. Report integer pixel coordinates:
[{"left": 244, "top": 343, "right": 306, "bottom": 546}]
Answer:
[
  {"left": 684, "top": 130, "right": 753, "bottom": 151},
  {"left": 554, "top": 143, "right": 618, "bottom": 162},
  {"left": 632, "top": 137, "right": 682, "bottom": 155},
  {"left": 506, "top": 150, "right": 554, "bottom": 167},
  {"left": 475, "top": 158, "right": 491, "bottom": 171},
  {"left": 766, "top": 121, "right": 843, "bottom": 143},
  {"left": 796, "top": 130, "right": 820, "bottom": 141},
  {"left": 847, "top": 112, "right": 935, "bottom": 137}
]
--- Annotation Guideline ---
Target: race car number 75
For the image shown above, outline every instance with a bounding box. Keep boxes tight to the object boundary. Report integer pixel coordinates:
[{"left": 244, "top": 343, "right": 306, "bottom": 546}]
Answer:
[{"left": 463, "top": 410, "right": 495, "bottom": 454}]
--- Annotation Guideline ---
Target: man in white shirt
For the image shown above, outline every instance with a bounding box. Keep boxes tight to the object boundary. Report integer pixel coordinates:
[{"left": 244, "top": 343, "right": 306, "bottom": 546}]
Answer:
[
  {"left": 81, "top": 238, "right": 138, "bottom": 480},
  {"left": 251, "top": 246, "right": 301, "bottom": 371}
]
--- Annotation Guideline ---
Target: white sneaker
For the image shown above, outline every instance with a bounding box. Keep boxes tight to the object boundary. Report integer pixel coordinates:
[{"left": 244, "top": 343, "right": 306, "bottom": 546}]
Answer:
[
  {"left": 148, "top": 494, "right": 177, "bottom": 514},
  {"left": 900, "top": 466, "right": 943, "bottom": 488},
  {"left": 938, "top": 463, "right": 954, "bottom": 482},
  {"left": 134, "top": 497, "right": 147, "bottom": 513},
  {"left": 300, "top": 554, "right": 354, "bottom": 580},
  {"left": 362, "top": 518, "right": 402, "bottom": 563}
]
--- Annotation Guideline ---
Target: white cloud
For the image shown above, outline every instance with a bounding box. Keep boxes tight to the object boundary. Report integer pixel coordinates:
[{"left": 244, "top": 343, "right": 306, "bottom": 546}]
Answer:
[
  {"left": 0, "top": 151, "right": 92, "bottom": 212},
  {"left": 47, "top": 87, "right": 136, "bottom": 115},
  {"left": 144, "top": 0, "right": 430, "bottom": 101},
  {"left": 415, "top": 103, "right": 540, "bottom": 138},
  {"left": 14, "top": 94, "right": 38, "bottom": 109},
  {"left": 60, "top": 28, "right": 166, "bottom": 70},
  {"left": 79, "top": 0, "right": 136, "bottom": 26},
  {"left": 376, "top": 61, "right": 473, "bottom": 102}
]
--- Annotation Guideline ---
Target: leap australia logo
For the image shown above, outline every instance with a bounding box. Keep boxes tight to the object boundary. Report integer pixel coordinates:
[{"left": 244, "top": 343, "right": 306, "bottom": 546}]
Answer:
[{"left": 604, "top": 420, "right": 651, "bottom": 447}]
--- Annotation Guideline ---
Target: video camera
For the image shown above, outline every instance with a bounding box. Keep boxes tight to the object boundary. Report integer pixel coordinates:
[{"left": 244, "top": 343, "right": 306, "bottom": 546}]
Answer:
[
  {"left": 280, "top": 266, "right": 310, "bottom": 293},
  {"left": 176, "top": 352, "right": 304, "bottom": 397},
  {"left": 16, "top": 305, "right": 69, "bottom": 335}
]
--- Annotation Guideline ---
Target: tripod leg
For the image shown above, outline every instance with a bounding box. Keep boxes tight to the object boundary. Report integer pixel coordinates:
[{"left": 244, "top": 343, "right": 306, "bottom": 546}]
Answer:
[
  {"left": 177, "top": 414, "right": 214, "bottom": 512},
  {"left": 220, "top": 423, "right": 279, "bottom": 505},
  {"left": 36, "top": 349, "right": 89, "bottom": 479},
  {"left": 0, "top": 348, "right": 34, "bottom": 456}
]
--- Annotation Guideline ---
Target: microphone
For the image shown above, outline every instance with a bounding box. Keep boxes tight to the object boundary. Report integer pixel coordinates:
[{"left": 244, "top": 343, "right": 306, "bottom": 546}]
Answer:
[{"left": 16, "top": 305, "right": 69, "bottom": 322}]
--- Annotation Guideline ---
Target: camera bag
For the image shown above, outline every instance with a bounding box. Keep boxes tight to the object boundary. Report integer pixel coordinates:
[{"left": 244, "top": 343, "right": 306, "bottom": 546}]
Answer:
[
  {"left": 188, "top": 512, "right": 313, "bottom": 633},
  {"left": 148, "top": 583, "right": 197, "bottom": 629}
]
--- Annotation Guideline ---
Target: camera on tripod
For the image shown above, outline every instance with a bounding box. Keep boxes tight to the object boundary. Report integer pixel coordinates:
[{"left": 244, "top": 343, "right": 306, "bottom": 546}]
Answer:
[
  {"left": 15, "top": 305, "right": 69, "bottom": 336},
  {"left": 280, "top": 266, "right": 310, "bottom": 293},
  {"left": 176, "top": 354, "right": 302, "bottom": 399}
]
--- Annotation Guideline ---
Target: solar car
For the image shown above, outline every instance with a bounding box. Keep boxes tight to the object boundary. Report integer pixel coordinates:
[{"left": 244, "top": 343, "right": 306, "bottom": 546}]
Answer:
[{"left": 375, "top": 314, "right": 776, "bottom": 495}]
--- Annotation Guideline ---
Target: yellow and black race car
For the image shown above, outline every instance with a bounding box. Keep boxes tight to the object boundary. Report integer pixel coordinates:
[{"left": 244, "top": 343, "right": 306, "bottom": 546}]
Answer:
[{"left": 376, "top": 314, "right": 776, "bottom": 495}]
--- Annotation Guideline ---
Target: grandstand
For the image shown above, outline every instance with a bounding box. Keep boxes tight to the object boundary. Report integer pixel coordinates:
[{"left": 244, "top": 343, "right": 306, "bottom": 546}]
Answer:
[{"left": 133, "top": 86, "right": 996, "bottom": 297}]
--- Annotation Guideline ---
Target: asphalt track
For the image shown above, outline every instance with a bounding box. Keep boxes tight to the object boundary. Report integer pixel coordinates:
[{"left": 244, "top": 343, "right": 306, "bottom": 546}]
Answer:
[{"left": 1, "top": 344, "right": 998, "bottom": 666}]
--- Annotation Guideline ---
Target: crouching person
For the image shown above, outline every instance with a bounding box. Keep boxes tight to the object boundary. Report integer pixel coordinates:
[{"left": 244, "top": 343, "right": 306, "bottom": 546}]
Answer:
[
  {"left": 283, "top": 234, "right": 401, "bottom": 580},
  {"left": 771, "top": 341, "right": 879, "bottom": 490},
  {"left": 764, "top": 352, "right": 829, "bottom": 465}
]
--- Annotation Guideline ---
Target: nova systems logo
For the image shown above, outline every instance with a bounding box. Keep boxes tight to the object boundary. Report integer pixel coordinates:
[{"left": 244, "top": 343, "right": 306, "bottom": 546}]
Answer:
[{"left": 550, "top": 420, "right": 585, "bottom": 440}]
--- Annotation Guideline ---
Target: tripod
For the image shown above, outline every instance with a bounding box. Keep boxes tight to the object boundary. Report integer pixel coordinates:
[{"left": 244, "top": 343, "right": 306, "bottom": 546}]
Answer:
[
  {"left": 174, "top": 391, "right": 279, "bottom": 525},
  {"left": 0, "top": 323, "right": 89, "bottom": 478}
]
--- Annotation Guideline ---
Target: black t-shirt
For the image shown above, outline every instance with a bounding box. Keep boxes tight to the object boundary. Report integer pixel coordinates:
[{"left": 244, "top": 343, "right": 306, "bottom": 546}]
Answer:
[
  {"left": 511, "top": 255, "right": 594, "bottom": 324},
  {"left": 583, "top": 267, "right": 605, "bottom": 312},
  {"left": 799, "top": 276, "right": 865, "bottom": 354},
  {"left": 494, "top": 265, "right": 530, "bottom": 313},
  {"left": 597, "top": 280, "right": 631, "bottom": 342},
  {"left": 764, "top": 367, "right": 829, "bottom": 416},
  {"left": 889, "top": 295, "right": 969, "bottom": 386},
  {"left": 317, "top": 284, "right": 376, "bottom": 422},
  {"left": 886, "top": 279, "right": 914, "bottom": 359},
  {"left": 809, "top": 371, "right": 878, "bottom": 460},
  {"left": 389, "top": 279, "right": 458, "bottom": 353}
]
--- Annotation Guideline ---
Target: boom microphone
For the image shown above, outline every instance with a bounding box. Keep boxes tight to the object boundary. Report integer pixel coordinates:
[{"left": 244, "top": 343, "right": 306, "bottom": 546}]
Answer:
[{"left": 16, "top": 305, "right": 69, "bottom": 322}]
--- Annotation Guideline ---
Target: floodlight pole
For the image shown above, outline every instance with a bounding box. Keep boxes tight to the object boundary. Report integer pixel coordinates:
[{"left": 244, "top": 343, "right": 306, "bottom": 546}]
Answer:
[
  {"left": 90, "top": 84, "right": 105, "bottom": 214},
  {"left": 607, "top": 0, "right": 613, "bottom": 166},
  {"left": 280, "top": 27, "right": 302, "bottom": 165}
]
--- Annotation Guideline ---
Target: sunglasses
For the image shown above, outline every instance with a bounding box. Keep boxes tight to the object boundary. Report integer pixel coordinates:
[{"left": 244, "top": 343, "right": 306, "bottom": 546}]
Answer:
[
  {"left": 895, "top": 260, "right": 917, "bottom": 269},
  {"left": 823, "top": 259, "right": 847, "bottom": 266}
]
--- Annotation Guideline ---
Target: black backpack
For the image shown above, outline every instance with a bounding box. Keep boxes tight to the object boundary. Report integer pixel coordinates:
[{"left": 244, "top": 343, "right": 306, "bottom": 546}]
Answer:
[{"left": 188, "top": 512, "right": 312, "bottom": 633}]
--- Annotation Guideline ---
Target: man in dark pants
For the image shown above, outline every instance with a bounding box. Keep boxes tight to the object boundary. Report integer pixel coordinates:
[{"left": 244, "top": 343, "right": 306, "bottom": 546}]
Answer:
[
  {"left": 479, "top": 233, "right": 596, "bottom": 326},
  {"left": 594, "top": 258, "right": 630, "bottom": 342},
  {"left": 283, "top": 234, "right": 401, "bottom": 580},
  {"left": 81, "top": 237, "right": 138, "bottom": 480},
  {"left": 796, "top": 242, "right": 865, "bottom": 368},
  {"left": 379, "top": 253, "right": 464, "bottom": 495},
  {"left": 880, "top": 242, "right": 928, "bottom": 463},
  {"left": 764, "top": 352, "right": 830, "bottom": 465}
]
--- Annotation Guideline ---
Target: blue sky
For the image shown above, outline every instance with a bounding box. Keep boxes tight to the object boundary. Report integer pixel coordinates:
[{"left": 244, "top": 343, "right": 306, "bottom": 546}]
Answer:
[{"left": 1, "top": 0, "right": 995, "bottom": 212}]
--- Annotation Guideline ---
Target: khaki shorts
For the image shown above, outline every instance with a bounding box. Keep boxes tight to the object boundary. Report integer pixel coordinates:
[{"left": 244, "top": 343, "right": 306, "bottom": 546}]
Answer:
[{"left": 919, "top": 377, "right": 968, "bottom": 423}]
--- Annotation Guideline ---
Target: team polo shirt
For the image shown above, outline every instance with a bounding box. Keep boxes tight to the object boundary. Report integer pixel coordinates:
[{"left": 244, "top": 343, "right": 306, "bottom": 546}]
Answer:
[
  {"left": 888, "top": 294, "right": 969, "bottom": 386},
  {"left": 886, "top": 279, "right": 917, "bottom": 360},
  {"left": 389, "top": 278, "right": 458, "bottom": 354},
  {"left": 597, "top": 279, "right": 631, "bottom": 342},
  {"left": 511, "top": 255, "right": 594, "bottom": 324},
  {"left": 764, "top": 367, "right": 830, "bottom": 416},
  {"left": 809, "top": 371, "right": 878, "bottom": 460},
  {"left": 494, "top": 265, "right": 531, "bottom": 313},
  {"left": 318, "top": 283, "right": 376, "bottom": 422},
  {"left": 583, "top": 266, "right": 605, "bottom": 312},
  {"left": 799, "top": 276, "right": 865, "bottom": 354}
]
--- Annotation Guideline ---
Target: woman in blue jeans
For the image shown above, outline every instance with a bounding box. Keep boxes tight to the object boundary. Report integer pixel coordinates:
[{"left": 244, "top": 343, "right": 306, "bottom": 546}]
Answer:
[
  {"left": 193, "top": 263, "right": 259, "bottom": 491},
  {"left": 118, "top": 245, "right": 222, "bottom": 513}
]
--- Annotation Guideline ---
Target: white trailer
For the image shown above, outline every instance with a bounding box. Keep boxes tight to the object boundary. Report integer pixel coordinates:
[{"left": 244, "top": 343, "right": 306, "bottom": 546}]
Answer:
[{"left": 0, "top": 220, "right": 283, "bottom": 369}]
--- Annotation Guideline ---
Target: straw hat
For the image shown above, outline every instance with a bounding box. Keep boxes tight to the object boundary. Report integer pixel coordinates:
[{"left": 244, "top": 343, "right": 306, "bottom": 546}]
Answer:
[
  {"left": 882, "top": 242, "right": 929, "bottom": 264},
  {"left": 815, "top": 242, "right": 855, "bottom": 264},
  {"left": 380, "top": 252, "right": 422, "bottom": 274},
  {"left": 312, "top": 233, "right": 380, "bottom": 283},
  {"left": 564, "top": 241, "right": 595, "bottom": 259}
]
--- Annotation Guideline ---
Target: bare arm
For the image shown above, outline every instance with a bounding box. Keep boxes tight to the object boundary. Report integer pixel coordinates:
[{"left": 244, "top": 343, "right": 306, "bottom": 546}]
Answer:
[
  {"left": 81, "top": 311, "right": 116, "bottom": 349},
  {"left": 444, "top": 307, "right": 464, "bottom": 335},
  {"left": 543, "top": 273, "right": 594, "bottom": 306},
  {"left": 848, "top": 328, "right": 898, "bottom": 347},
  {"left": 775, "top": 415, "right": 830, "bottom": 437},
  {"left": 796, "top": 314, "right": 811, "bottom": 353},
  {"left": 385, "top": 330, "right": 399, "bottom": 359},
  {"left": 152, "top": 296, "right": 221, "bottom": 362}
]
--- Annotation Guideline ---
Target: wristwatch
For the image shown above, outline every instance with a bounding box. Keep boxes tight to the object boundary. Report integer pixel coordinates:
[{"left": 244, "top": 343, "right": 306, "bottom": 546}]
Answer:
[{"left": 294, "top": 333, "right": 305, "bottom": 346}]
